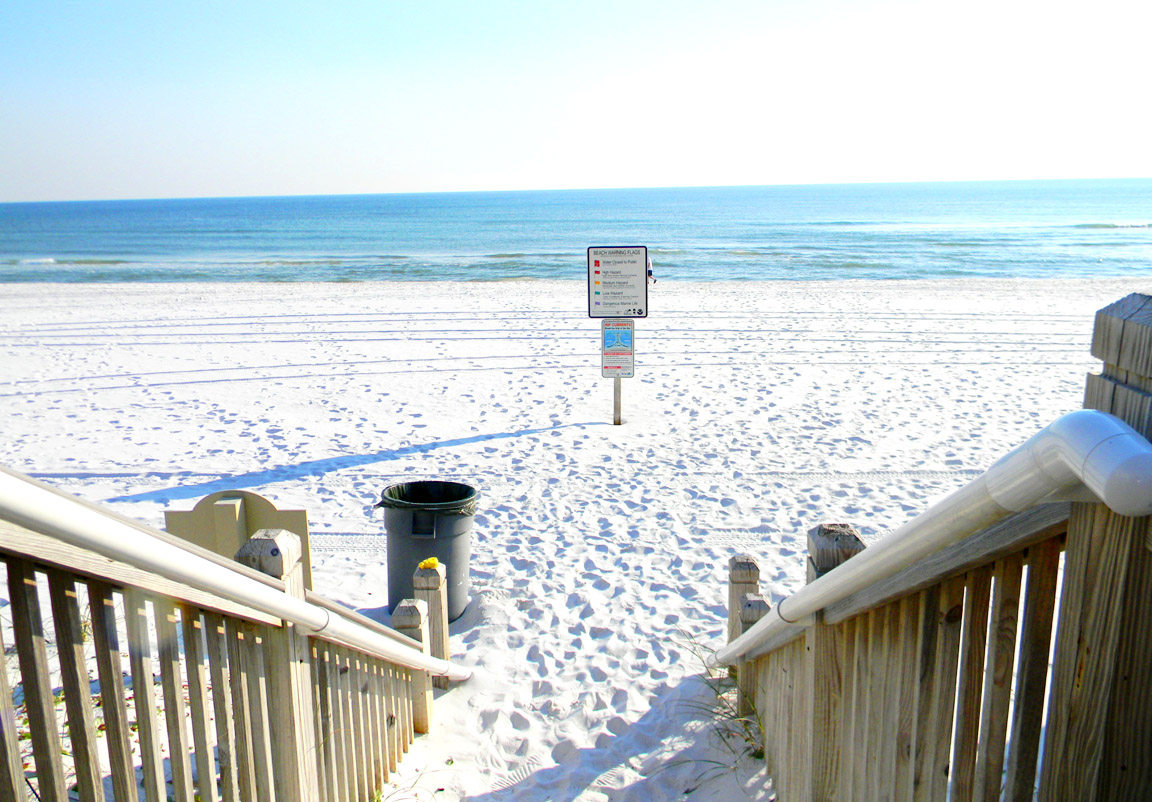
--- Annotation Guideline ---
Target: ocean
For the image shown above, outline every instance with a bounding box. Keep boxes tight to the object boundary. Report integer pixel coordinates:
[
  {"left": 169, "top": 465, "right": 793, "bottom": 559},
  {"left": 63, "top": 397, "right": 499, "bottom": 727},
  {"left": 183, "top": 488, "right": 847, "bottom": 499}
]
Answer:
[{"left": 1, "top": 180, "right": 1150, "bottom": 282}]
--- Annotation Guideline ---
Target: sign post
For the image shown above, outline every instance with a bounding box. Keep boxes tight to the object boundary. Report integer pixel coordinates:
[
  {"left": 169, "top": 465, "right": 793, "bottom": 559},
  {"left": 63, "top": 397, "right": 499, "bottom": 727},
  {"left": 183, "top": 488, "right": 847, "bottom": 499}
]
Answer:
[
  {"left": 601, "top": 319, "right": 634, "bottom": 425},
  {"left": 589, "top": 247, "right": 647, "bottom": 425}
]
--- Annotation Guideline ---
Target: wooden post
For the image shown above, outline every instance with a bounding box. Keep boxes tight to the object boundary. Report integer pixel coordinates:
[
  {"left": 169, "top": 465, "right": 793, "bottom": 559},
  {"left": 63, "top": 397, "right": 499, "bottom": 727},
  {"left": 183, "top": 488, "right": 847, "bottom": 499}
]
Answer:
[
  {"left": 727, "top": 553, "right": 760, "bottom": 645},
  {"left": 738, "top": 593, "right": 770, "bottom": 718},
  {"left": 613, "top": 376, "right": 622, "bottom": 425},
  {"left": 1040, "top": 293, "right": 1152, "bottom": 801},
  {"left": 393, "top": 599, "right": 434, "bottom": 734},
  {"left": 805, "top": 523, "right": 866, "bottom": 802},
  {"left": 414, "top": 561, "right": 451, "bottom": 690},
  {"left": 236, "top": 529, "right": 319, "bottom": 802}
]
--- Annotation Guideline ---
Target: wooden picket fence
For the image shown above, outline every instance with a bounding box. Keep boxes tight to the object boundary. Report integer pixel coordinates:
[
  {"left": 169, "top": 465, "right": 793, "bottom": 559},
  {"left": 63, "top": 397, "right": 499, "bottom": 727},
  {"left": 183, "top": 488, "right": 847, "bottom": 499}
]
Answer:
[
  {"left": 725, "top": 293, "right": 1152, "bottom": 802},
  {"left": 0, "top": 500, "right": 452, "bottom": 802}
]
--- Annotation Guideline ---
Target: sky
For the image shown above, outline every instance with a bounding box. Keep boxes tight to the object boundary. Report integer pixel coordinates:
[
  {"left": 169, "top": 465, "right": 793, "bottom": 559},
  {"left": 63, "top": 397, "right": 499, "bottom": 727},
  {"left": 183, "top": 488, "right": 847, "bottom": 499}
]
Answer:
[{"left": 2, "top": 0, "right": 1150, "bottom": 202}]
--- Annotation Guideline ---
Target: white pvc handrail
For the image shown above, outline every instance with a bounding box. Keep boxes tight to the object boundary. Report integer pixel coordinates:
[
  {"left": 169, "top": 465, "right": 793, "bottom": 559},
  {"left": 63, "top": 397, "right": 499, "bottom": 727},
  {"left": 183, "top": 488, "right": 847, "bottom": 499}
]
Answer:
[
  {"left": 0, "top": 468, "right": 473, "bottom": 682},
  {"left": 715, "top": 410, "right": 1152, "bottom": 666}
]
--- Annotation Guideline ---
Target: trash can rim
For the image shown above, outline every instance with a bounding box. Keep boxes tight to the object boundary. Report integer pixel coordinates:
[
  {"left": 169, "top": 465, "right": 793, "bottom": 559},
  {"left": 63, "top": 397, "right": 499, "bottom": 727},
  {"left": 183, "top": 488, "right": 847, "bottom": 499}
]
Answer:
[{"left": 376, "top": 479, "right": 478, "bottom": 513}]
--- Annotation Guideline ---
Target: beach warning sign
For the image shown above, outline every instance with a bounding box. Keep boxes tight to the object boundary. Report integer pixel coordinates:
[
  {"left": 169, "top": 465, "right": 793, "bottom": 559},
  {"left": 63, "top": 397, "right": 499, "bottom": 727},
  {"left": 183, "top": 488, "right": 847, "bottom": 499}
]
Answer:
[
  {"left": 601, "top": 319, "right": 635, "bottom": 378},
  {"left": 588, "top": 246, "right": 648, "bottom": 318}
]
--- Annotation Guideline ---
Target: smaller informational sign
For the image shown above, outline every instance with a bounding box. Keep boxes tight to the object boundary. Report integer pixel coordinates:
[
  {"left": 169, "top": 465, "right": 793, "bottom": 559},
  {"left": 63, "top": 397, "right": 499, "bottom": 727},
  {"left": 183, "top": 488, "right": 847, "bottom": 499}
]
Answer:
[
  {"left": 601, "top": 319, "right": 635, "bottom": 379},
  {"left": 588, "top": 246, "right": 648, "bottom": 318}
]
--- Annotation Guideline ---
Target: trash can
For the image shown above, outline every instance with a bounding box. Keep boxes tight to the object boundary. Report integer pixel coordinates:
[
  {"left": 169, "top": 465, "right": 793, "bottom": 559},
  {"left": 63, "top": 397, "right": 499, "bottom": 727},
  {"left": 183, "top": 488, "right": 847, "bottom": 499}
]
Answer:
[{"left": 375, "top": 480, "right": 478, "bottom": 621}]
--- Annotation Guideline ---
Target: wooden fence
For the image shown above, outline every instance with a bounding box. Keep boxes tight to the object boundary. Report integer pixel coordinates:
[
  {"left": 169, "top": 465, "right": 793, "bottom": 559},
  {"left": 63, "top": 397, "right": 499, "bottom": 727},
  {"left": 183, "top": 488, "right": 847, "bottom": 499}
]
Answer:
[
  {"left": 0, "top": 509, "right": 453, "bottom": 802},
  {"left": 726, "top": 293, "right": 1152, "bottom": 802}
]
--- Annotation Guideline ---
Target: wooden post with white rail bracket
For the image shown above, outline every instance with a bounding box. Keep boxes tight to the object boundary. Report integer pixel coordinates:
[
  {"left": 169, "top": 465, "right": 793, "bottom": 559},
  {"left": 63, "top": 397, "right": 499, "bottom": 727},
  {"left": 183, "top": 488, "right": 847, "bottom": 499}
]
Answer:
[
  {"left": 236, "top": 528, "right": 319, "bottom": 802},
  {"left": 393, "top": 598, "right": 434, "bottom": 733},
  {"left": 804, "top": 523, "right": 866, "bottom": 802},
  {"left": 1039, "top": 293, "right": 1152, "bottom": 802},
  {"left": 414, "top": 560, "right": 452, "bottom": 690}
]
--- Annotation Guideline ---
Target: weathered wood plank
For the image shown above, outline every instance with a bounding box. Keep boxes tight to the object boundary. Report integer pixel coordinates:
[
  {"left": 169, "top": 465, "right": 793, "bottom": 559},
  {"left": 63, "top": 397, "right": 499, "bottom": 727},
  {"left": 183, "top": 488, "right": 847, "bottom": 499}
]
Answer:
[
  {"left": 124, "top": 589, "right": 166, "bottom": 802},
  {"left": 203, "top": 611, "right": 241, "bottom": 802},
  {"left": 241, "top": 624, "right": 275, "bottom": 802},
  {"left": 1090, "top": 292, "right": 1151, "bottom": 367},
  {"left": 337, "top": 647, "right": 362, "bottom": 802},
  {"left": 310, "top": 640, "right": 337, "bottom": 802},
  {"left": 350, "top": 652, "right": 371, "bottom": 802},
  {"left": 364, "top": 657, "right": 386, "bottom": 790},
  {"left": 154, "top": 597, "right": 195, "bottom": 802},
  {"left": 851, "top": 612, "right": 871, "bottom": 798},
  {"left": 825, "top": 504, "right": 1069, "bottom": 625},
  {"left": 87, "top": 581, "right": 136, "bottom": 802},
  {"left": 894, "top": 594, "right": 922, "bottom": 802},
  {"left": 837, "top": 616, "right": 858, "bottom": 802},
  {"left": 866, "top": 607, "right": 887, "bottom": 802},
  {"left": 930, "top": 576, "right": 966, "bottom": 802},
  {"left": 973, "top": 554, "right": 1023, "bottom": 802},
  {"left": 806, "top": 607, "right": 849, "bottom": 801},
  {"left": 880, "top": 602, "right": 902, "bottom": 802},
  {"left": 45, "top": 570, "right": 105, "bottom": 802},
  {"left": 0, "top": 519, "right": 281, "bottom": 627},
  {"left": 951, "top": 564, "right": 993, "bottom": 802},
  {"left": 1095, "top": 516, "right": 1152, "bottom": 799},
  {"left": 328, "top": 645, "right": 351, "bottom": 802},
  {"left": 224, "top": 618, "right": 257, "bottom": 802},
  {"left": 911, "top": 585, "right": 941, "bottom": 802},
  {"left": 1003, "top": 537, "right": 1062, "bottom": 802},
  {"left": 1039, "top": 502, "right": 1141, "bottom": 801},
  {"left": 180, "top": 605, "right": 220, "bottom": 802},
  {"left": 9, "top": 560, "right": 69, "bottom": 802},
  {"left": 0, "top": 573, "right": 26, "bottom": 802}
]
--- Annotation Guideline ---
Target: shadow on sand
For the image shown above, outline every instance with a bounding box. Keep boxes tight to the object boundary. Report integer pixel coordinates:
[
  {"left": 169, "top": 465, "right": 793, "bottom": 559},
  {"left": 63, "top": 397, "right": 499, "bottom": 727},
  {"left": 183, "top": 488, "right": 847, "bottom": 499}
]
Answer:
[{"left": 106, "top": 422, "right": 607, "bottom": 504}]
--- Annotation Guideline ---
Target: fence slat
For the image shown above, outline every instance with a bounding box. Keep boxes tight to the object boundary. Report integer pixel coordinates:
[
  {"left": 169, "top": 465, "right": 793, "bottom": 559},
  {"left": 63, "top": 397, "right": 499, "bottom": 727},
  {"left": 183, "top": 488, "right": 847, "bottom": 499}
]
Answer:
[
  {"left": 837, "top": 616, "right": 858, "bottom": 802},
  {"left": 224, "top": 618, "right": 257, "bottom": 802},
  {"left": 88, "top": 581, "right": 136, "bottom": 802},
  {"left": 203, "top": 612, "right": 240, "bottom": 802},
  {"left": 124, "top": 589, "right": 166, "bottom": 802},
  {"left": 912, "top": 585, "right": 941, "bottom": 802},
  {"left": 851, "top": 612, "right": 871, "bottom": 798},
  {"left": 0, "top": 578, "right": 25, "bottom": 802},
  {"left": 974, "top": 554, "right": 1023, "bottom": 802},
  {"left": 180, "top": 605, "right": 221, "bottom": 802},
  {"left": 155, "top": 597, "right": 195, "bottom": 802},
  {"left": 1004, "top": 538, "right": 1062, "bottom": 802},
  {"left": 866, "top": 607, "right": 888, "bottom": 802},
  {"left": 365, "top": 657, "right": 386, "bottom": 790},
  {"left": 9, "top": 559, "right": 69, "bottom": 802},
  {"left": 45, "top": 570, "right": 105, "bottom": 802},
  {"left": 952, "top": 564, "right": 994, "bottom": 802},
  {"left": 880, "top": 602, "right": 902, "bottom": 802},
  {"left": 895, "top": 594, "right": 922, "bottom": 802},
  {"left": 350, "top": 651, "right": 370, "bottom": 802},
  {"left": 384, "top": 660, "right": 400, "bottom": 773},
  {"left": 930, "top": 576, "right": 966, "bottom": 802},
  {"left": 311, "top": 640, "right": 338, "bottom": 802},
  {"left": 241, "top": 624, "right": 275, "bottom": 802}
]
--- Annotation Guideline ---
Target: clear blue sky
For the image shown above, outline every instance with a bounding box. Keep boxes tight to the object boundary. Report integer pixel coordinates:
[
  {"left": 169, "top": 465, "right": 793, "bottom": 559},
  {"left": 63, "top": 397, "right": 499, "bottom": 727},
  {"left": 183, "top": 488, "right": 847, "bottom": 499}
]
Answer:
[{"left": 2, "top": 0, "right": 1149, "bottom": 202}]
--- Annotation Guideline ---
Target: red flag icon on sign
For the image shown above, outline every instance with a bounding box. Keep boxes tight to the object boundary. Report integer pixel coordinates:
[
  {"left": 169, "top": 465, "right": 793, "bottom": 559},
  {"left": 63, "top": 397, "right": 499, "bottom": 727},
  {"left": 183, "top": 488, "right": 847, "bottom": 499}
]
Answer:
[{"left": 595, "top": 260, "right": 600, "bottom": 267}]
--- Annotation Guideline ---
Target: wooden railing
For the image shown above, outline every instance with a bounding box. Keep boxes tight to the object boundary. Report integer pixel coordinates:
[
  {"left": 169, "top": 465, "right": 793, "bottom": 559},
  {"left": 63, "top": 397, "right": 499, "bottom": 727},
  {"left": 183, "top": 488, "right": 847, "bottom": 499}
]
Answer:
[
  {"left": 722, "top": 292, "right": 1152, "bottom": 802},
  {"left": 0, "top": 489, "right": 459, "bottom": 802}
]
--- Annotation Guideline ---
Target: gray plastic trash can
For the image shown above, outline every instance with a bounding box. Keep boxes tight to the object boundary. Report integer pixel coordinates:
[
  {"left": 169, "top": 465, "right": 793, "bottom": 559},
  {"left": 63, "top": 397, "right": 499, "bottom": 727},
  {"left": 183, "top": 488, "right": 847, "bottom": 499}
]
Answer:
[{"left": 375, "top": 480, "right": 478, "bottom": 621}]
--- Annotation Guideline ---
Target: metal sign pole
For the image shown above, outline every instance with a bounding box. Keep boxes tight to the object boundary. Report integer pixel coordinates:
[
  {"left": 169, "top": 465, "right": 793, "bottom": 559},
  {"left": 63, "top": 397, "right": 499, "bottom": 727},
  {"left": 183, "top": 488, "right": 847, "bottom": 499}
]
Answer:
[{"left": 614, "top": 377, "right": 622, "bottom": 425}]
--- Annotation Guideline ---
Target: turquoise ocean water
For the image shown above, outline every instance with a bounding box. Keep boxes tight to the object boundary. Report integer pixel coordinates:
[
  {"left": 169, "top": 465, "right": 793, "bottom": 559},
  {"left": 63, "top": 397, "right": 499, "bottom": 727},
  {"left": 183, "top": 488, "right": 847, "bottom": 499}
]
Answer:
[{"left": 1, "top": 180, "right": 1150, "bottom": 282}]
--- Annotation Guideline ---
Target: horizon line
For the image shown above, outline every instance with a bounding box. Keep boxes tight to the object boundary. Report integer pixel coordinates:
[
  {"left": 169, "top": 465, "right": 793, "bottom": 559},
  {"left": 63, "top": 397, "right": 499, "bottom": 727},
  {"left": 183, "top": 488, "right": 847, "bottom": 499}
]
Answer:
[{"left": 3, "top": 175, "right": 1150, "bottom": 206}]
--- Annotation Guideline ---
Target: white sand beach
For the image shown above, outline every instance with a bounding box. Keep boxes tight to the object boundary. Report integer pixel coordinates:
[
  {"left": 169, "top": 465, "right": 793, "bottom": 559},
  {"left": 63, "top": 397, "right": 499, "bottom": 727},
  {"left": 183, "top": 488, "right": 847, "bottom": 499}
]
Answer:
[{"left": 1, "top": 278, "right": 1146, "bottom": 801}]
